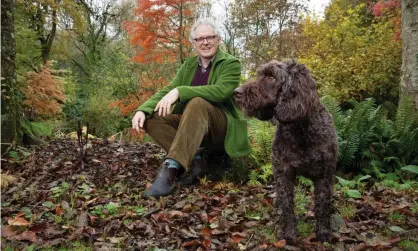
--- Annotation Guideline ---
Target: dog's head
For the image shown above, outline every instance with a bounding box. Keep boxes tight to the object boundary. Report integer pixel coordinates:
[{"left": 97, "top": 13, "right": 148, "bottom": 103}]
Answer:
[{"left": 233, "top": 60, "right": 320, "bottom": 122}]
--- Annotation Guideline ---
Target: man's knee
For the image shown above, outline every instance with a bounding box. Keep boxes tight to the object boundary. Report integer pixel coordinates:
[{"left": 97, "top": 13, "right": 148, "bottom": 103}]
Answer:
[
  {"left": 185, "top": 97, "right": 211, "bottom": 111},
  {"left": 143, "top": 113, "right": 162, "bottom": 133}
]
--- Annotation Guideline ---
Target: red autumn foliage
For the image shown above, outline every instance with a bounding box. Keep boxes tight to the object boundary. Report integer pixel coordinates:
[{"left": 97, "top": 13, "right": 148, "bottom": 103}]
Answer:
[
  {"left": 372, "top": 0, "right": 401, "bottom": 17},
  {"left": 370, "top": 0, "right": 401, "bottom": 41},
  {"left": 115, "top": 0, "right": 199, "bottom": 118},
  {"left": 23, "top": 61, "right": 66, "bottom": 118},
  {"left": 123, "top": 0, "right": 198, "bottom": 64}
]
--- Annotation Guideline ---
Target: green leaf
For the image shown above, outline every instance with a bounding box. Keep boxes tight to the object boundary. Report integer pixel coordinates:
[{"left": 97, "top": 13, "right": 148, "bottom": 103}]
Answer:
[
  {"left": 385, "top": 173, "right": 399, "bottom": 181},
  {"left": 27, "top": 244, "right": 36, "bottom": 251},
  {"left": 42, "top": 201, "right": 55, "bottom": 209},
  {"left": 356, "top": 175, "right": 371, "bottom": 183},
  {"left": 336, "top": 176, "right": 355, "bottom": 188},
  {"left": 401, "top": 165, "right": 418, "bottom": 174},
  {"left": 21, "top": 207, "right": 32, "bottom": 219},
  {"left": 399, "top": 183, "right": 411, "bottom": 190},
  {"left": 389, "top": 226, "right": 405, "bottom": 232},
  {"left": 344, "top": 189, "right": 362, "bottom": 198},
  {"left": 9, "top": 151, "right": 19, "bottom": 160}
]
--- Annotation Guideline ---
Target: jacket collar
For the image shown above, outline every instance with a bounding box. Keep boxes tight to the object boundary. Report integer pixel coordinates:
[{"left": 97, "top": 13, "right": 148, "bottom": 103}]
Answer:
[{"left": 187, "top": 47, "right": 226, "bottom": 68}]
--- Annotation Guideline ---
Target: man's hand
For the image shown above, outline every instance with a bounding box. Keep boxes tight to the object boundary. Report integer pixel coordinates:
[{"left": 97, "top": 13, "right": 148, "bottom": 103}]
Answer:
[
  {"left": 155, "top": 88, "right": 179, "bottom": 116},
  {"left": 132, "top": 111, "right": 146, "bottom": 132}
]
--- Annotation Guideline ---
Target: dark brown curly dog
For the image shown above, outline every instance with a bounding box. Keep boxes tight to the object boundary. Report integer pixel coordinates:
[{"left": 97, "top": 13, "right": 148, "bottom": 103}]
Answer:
[{"left": 234, "top": 61, "right": 338, "bottom": 243}]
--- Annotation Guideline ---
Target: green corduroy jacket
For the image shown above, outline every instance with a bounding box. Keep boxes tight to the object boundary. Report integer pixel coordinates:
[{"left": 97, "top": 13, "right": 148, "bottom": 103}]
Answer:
[{"left": 137, "top": 48, "right": 251, "bottom": 157}]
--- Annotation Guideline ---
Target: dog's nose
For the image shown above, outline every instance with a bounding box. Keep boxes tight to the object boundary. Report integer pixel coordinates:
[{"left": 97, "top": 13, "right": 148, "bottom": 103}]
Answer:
[{"left": 233, "top": 87, "right": 244, "bottom": 97}]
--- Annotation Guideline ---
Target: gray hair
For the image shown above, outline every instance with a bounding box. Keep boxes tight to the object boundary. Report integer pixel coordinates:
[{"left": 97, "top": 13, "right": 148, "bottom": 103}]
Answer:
[{"left": 189, "top": 18, "right": 221, "bottom": 43}]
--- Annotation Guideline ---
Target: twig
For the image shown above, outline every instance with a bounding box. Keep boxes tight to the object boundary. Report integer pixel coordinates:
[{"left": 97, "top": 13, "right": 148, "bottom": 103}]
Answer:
[{"left": 143, "top": 208, "right": 162, "bottom": 218}]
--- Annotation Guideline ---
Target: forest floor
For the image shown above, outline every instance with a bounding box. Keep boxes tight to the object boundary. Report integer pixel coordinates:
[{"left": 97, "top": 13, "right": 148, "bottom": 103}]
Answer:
[{"left": 1, "top": 139, "right": 418, "bottom": 251}]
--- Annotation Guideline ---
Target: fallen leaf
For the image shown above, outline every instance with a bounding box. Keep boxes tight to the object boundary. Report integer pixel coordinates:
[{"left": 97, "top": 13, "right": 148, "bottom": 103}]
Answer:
[
  {"left": 68, "top": 227, "right": 84, "bottom": 240},
  {"left": 1, "top": 174, "right": 17, "bottom": 188},
  {"left": 244, "top": 221, "right": 258, "bottom": 228},
  {"left": 202, "top": 239, "right": 211, "bottom": 248},
  {"left": 168, "top": 210, "right": 183, "bottom": 218},
  {"left": 8, "top": 216, "right": 30, "bottom": 226},
  {"left": 201, "top": 227, "right": 211, "bottom": 239},
  {"left": 231, "top": 232, "right": 245, "bottom": 243},
  {"left": 389, "top": 226, "right": 405, "bottom": 232},
  {"left": 85, "top": 197, "right": 98, "bottom": 206},
  {"left": 108, "top": 237, "right": 124, "bottom": 244},
  {"left": 55, "top": 206, "right": 64, "bottom": 216},
  {"left": 88, "top": 214, "right": 99, "bottom": 225},
  {"left": 259, "top": 243, "right": 269, "bottom": 249},
  {"left": 146, "top": 183, "right": 152, "bottom": 189},
  {"left": 174, "top": 200, "right": 186, "bottom": 209},
  {"left": 180, "top": 228, "right": 198, "bottom": 238},
  {"left": 274, "top": 239, "right": 286, "bottom": 248},
  {"left": 1, "top": 226, "right": 16, "bottom": 237},
  {"left": 183, "top": 204, "right": 192, "bottom": 213},
  {"left": 28, "top": 223, "right": 47, "bottom": 233},
  {"left": 199, "top": 211, "right": 208, "bottom": 222},
  {"left": 183, "top": 239, "right": 201, "bottom": 247},
  {"left": 8, "top": 231, "right": 36, "bottom": 242},
  {"left": 151, "top": 212, "right": 168, "bottom": 222}
]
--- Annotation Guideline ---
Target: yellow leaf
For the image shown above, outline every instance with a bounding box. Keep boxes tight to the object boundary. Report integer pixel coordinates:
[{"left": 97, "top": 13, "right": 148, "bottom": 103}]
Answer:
[{"left": 1, "top": 174, "right": 17, "bottom": 188}]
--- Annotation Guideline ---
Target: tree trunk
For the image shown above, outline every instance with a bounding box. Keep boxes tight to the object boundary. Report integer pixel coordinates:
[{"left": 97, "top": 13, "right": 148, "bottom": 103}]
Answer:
[
  {"left": 401, "top": 0, "right": 418, "bottom": 110},
  {"left": 1, "top": 0, "right": 21, "bottom": 154}
]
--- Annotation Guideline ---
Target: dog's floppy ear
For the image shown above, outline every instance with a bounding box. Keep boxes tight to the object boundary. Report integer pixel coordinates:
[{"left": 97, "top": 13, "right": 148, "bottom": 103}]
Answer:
[{"left": 275, "top": 62, "right": 319, "bottom": 122}]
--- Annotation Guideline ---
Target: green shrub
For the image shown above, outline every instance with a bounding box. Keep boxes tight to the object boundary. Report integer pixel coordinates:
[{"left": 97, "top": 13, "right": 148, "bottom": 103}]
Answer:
[
  {"left": 80, "top": 91, "right": 125, "bottom": 138},
  {"left": 322, "top": 96, "right": 418, "bottom": 178}
]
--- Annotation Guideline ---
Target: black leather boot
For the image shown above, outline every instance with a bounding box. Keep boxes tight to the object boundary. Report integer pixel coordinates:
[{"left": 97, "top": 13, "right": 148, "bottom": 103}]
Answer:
[
  {"left": 141, "top": 162, "right": 184, "bottom": 198},
  {"left": 179, "top": 156, "right": 207, "bottom": 186}
]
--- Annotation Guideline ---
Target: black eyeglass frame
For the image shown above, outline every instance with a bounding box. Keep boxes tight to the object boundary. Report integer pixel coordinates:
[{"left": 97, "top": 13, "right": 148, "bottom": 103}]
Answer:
[{"left": 193, "top": 35, "right": 217, "bottom": 44}]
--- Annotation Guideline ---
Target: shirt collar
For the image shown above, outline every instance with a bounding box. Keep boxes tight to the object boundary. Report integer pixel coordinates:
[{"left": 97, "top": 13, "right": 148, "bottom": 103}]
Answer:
[{"left": 197, "top": 55, "right": 216, "bottom": 68}]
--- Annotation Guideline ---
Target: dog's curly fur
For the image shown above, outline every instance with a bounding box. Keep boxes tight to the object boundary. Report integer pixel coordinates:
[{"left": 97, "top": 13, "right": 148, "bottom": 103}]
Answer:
[{"left": 234, "top": 60, "right": 338, "bottom": 243}]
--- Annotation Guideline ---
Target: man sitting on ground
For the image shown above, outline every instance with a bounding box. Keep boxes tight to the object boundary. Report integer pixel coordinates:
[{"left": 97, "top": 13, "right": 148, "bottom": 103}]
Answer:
[{"left": 132, "top": 17, "right": 251, "bottom": 198}]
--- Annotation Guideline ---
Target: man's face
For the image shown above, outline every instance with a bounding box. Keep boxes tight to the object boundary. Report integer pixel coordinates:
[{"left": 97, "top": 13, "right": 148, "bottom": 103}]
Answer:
[{"left": 192, "top": 24, "right": 221, "bottom": 60}]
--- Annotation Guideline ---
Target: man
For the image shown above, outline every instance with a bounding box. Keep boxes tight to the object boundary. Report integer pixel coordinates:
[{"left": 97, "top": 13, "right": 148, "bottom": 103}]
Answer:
[{"left": 132, "top": 18, "right": 251, "bottom": 198}]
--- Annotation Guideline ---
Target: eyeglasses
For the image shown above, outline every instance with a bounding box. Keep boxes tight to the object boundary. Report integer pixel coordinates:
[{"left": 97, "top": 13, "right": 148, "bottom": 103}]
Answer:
[{"left": 193, "top": 35, "right": 217, "bottom": 44}]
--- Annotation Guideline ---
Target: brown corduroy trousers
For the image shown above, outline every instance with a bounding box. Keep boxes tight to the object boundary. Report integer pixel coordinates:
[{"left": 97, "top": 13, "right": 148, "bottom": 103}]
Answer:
[{"left": 143, "top": 97, "right": 227, "bottom": 170}]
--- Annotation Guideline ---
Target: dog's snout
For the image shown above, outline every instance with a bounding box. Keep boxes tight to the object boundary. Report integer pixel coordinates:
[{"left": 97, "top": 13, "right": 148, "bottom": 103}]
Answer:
[{"left": 234, "top": 87, "right": 244, "bottom": 97}]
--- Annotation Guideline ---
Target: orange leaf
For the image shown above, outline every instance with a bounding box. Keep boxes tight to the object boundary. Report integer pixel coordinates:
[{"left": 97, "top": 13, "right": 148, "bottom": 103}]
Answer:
[
  {"left": 231, "top": 232, "right": 245, "bottom": 244},
  {"left": 89, "top": 214, "right": 99, "bottom": 225},
  {"left": 202, "top": 239, "right": 211, "bottom": 248},
  {"left": 201, "top": 227, "right": 211, "bottom": 239},
  {"left": 8, "top": 216, "right": 30, "bottom": 226},
  {"left": 274, "top": 239, "right": 286, "bottom": 248},
  {"left": 146, "top": 183, "right": 152, "bottom": 189},
  {"left": 55, "top": 206, "right": 64, "bottom": 216},
  {"left": 183, "top": 239, "right": 201, "bottom": 247}
]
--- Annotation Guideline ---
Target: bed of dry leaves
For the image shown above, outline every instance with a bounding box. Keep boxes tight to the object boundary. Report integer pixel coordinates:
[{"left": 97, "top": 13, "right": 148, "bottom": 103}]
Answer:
[{"left": 1, "top": 139, "right": 417, "bottom": 251}]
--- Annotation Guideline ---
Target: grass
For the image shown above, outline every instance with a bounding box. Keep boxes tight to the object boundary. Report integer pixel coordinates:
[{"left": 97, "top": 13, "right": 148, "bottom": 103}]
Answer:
[
  {"left": 398, "top": 239, "right": 418, "bottom": 251},
  {"left": 335, "top": 200, "right": 357, "bottom": 219},
  {"left": 412, "top": 201, "right": 418, "bottom": 214},
  {"left": 388, "top": 212, "right": 407, "bottom": 223},
  {"left": 259, "top": 226, "right": 276, "bottom": 243},
  {"left": 297, "top": 219, "right": 314, "bottom": 238},
  {"left": 295, "top": 185, "right": 310, "bottom": 216}
]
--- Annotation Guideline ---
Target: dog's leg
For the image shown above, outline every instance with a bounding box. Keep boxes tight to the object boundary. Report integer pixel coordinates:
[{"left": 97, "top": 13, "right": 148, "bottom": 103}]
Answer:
[
  {"left": 313, "top": 177, "right": 333, "bottom": 242},
  {"left": 274, "top": 165, "right": 297, "bottom": 244}
]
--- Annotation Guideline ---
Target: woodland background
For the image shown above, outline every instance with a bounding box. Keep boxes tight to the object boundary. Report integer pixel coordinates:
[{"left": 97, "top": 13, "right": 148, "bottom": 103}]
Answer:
[{"left": 1, "top": 0, "right": 418, "bottom": 250}]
